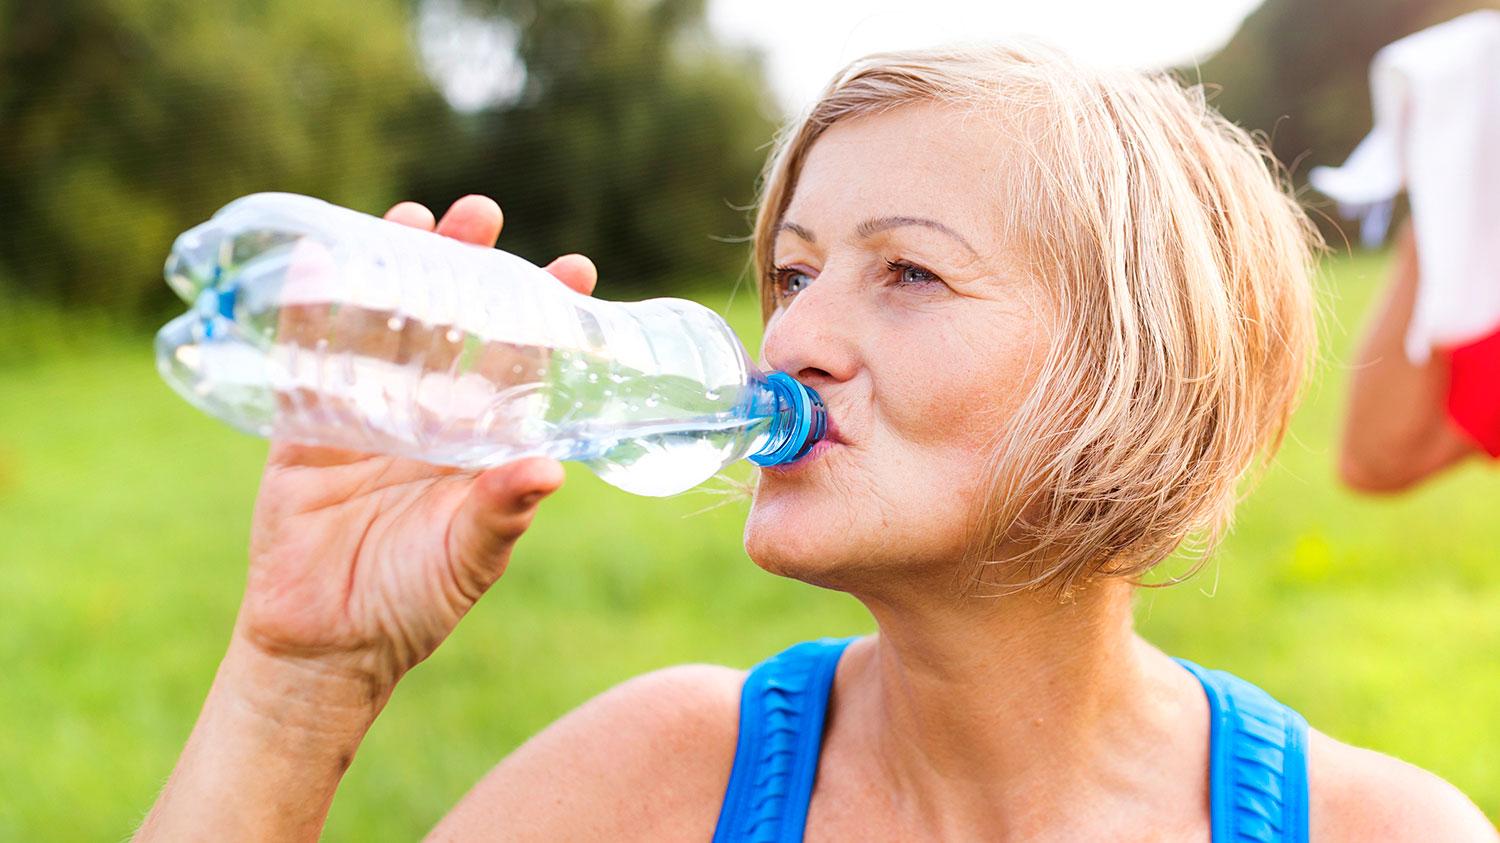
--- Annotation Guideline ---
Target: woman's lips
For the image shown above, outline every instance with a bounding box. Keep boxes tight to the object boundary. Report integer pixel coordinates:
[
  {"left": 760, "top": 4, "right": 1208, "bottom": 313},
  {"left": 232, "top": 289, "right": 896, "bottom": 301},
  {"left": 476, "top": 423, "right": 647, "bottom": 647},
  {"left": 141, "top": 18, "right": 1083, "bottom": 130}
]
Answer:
[
  {"left": 763, "top": 439, "right": 837, "bottom": 473},
  {"left": 764, "top": 413, "right": 846, "bottom": 472},
  {"left": 823, "top": 415, "right": 847, "bottom": 446}
]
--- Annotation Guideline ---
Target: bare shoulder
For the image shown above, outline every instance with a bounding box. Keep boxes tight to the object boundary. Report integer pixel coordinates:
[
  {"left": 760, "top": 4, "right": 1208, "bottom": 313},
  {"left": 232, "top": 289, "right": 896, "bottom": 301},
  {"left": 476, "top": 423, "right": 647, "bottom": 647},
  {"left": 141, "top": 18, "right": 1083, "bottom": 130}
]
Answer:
[
  {"left": 426, "top": 663, "right": 746, "bottom": 842},
  {"left": 1308, "top": 729, "right": 1497, "bottom": 842}
]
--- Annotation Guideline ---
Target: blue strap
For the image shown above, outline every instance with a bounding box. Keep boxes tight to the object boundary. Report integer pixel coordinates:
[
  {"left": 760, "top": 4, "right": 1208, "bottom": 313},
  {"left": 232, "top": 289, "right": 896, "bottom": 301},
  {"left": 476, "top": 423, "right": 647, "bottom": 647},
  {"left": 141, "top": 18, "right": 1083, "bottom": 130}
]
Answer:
[
  {"left": 714, "top": 645, "right": 1309, "bottom": 842},
  {"left": 713, "top": 637, "right": 855, "bottom": 843},
  {"left": 1176, "top": 659, "right": 1311, "bottom": 843}
]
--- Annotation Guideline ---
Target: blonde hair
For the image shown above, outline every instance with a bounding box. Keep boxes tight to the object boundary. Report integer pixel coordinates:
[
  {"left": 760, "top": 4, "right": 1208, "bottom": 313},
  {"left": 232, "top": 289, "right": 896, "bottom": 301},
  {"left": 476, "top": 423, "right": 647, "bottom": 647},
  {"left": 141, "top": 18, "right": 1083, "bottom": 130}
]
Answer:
[{"left": 751, "top": 42, "right": 1321, "bottom": 593}]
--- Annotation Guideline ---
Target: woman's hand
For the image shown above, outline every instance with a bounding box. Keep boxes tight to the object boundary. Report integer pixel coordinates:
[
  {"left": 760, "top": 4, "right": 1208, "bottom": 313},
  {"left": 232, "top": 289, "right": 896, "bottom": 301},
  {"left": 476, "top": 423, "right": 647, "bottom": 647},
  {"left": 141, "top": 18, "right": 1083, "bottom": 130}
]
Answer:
[
  {"left": 135, "top": 196, "right": 598, "bottom": 842},
  {"left": 238, "top": 195, "right": 600, "bottom": 697}
]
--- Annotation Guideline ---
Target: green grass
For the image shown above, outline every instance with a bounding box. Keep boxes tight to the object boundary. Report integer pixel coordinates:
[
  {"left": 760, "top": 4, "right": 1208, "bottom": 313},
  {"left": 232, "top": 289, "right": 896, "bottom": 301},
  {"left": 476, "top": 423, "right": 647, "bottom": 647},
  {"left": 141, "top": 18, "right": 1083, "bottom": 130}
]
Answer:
[{"left": 0, "top": 253, "right": 1496, "bottom": 839}]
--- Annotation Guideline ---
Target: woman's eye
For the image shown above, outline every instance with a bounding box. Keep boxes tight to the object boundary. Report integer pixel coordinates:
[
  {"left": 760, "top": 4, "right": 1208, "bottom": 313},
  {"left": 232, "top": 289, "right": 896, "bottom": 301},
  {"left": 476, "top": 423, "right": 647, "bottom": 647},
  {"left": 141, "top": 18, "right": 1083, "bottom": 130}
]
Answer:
[
  {"left": 885, "top": 259, "right": 940, "bottom": 286},
  {"left": 773, "top": 266, "right": 814, "bottom": 297}
]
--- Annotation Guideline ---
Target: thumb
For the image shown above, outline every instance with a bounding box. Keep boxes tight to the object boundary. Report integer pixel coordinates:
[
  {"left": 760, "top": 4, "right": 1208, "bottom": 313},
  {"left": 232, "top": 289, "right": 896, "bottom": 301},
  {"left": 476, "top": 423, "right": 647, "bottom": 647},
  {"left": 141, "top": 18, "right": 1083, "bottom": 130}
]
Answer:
[{"left": 446, "top": 457, "right": 565, "bottom": 593}]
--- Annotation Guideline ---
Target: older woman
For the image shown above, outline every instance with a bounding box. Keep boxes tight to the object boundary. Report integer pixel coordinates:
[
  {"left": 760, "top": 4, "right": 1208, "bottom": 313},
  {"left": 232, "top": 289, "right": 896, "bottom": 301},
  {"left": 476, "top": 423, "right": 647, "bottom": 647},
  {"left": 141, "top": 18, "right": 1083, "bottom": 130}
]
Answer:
[{"left": 136, "top": 44, "right": 1494, "bottom": 841}]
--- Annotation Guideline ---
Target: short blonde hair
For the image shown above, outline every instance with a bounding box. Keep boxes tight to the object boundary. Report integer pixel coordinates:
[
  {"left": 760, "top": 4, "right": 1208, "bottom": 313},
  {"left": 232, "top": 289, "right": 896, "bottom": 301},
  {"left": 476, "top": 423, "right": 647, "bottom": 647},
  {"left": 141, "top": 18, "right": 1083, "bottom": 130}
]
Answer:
[{"left": 751, "top": 42, "right": 1321, "bottom": 593}]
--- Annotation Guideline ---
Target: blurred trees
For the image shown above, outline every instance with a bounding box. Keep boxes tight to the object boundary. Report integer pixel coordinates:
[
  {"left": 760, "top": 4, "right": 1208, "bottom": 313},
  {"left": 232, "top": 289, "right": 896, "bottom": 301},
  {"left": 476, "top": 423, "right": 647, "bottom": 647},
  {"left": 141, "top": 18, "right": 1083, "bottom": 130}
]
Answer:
[
  {"left": 406, "top": 0, "right": 778, "bottom": 294},
  {"left": 0, "top": 0, "right": 440, "bottom": 316},
  {"left": 0, "top": 0, "right": 778, "bottom": 324},
  {"left": 1190, "top": 0, "right": 1500, "bottom": 241}
]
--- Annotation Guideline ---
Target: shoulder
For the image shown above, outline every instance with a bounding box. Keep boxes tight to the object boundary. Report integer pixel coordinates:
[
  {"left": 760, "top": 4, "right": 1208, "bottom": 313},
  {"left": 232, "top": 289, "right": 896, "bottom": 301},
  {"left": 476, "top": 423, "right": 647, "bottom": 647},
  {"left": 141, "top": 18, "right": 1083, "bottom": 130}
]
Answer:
[
  {"left": 1308, "top": 728, "right": 1496, "bottom": 842},
  {"left": 427, "top": 663, "right": 746, "bottom": 841}
]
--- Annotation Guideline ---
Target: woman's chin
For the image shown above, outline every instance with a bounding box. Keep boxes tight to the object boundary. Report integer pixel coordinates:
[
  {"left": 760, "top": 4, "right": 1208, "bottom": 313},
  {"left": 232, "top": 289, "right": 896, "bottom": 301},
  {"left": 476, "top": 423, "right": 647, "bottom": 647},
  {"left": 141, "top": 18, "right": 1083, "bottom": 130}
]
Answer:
[
  {"left": 743, "top": 493, "right": 865, "bottom": 587},
  {"left": 745, "top": 501, "right": 828, "bottom": 575}
]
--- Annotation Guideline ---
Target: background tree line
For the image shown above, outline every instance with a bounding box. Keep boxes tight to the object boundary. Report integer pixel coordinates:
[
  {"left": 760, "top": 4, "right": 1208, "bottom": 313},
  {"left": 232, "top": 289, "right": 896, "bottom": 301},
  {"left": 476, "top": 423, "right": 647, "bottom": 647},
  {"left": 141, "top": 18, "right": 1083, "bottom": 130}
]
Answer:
[
  {"left": 2, "top": 0, "right": 1496, "bottom": 324},
  {"left": 0, "top": 0, "right": 777, "bottom": 324}
]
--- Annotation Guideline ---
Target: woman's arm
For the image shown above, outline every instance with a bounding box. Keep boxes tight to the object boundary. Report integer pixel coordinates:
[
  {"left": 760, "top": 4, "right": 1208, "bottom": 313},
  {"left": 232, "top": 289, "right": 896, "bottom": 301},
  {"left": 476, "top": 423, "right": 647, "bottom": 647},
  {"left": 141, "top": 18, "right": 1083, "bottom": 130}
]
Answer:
[
  {"left": 1338, "top": 221, "right": 1476, "bottom": 493},
  {"left": 133, "top": 637, "right": 383, "bottom": 840},
  {"left": 133, "top": 196, "right": 601, "bottom": 840},
  {"left": 425, "top": 665, "right": 743, "bottom": 841}
]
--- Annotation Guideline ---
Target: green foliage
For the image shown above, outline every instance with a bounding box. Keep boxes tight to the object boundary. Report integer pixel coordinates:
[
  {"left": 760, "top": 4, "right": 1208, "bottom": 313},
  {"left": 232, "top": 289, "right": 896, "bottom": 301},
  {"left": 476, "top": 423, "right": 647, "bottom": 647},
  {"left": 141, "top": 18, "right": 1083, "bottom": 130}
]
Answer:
[
  {"left": 402, "top": 0, "right": 779, "bottom": 293},
  {"left": 0, "top": 0, "right": 778, "bottom": 324},
  {"left": 0, "top": 255, "right": 1497, "bottom": 839},
  {"left": 0, "top": 0, "right": 441, "bottom": 319}
]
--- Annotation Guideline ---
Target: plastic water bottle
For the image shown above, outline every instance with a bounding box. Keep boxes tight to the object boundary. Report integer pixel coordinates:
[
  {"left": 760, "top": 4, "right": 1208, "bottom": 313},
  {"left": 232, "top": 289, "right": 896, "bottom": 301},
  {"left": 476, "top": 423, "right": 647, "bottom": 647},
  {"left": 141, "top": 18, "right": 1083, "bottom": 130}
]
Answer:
[{"left": 154, "top": 192, "right": 826, "bottom": 496}]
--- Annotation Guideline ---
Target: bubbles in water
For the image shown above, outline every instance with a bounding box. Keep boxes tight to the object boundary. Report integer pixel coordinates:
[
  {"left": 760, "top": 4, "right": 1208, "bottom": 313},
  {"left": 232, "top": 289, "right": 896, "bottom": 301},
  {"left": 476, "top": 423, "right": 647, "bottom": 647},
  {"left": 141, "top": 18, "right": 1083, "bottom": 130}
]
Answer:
[
  {"left": 644, "top": 396, "right": 659, "bottom": 408},
  {"left": 603, "top": 388, "right": 613, "bottom": 397},
  {"left": 535, "top": 368, "right": 546, "bottom": 377},
  {"left": 387, "top": 316, "right": 405, "bottom": 331},
  {"left": 587, "top": 373, "right": 599, "bottom": 383},
  {"left": 511, "top": 364, "right": 524, "bottom": 375},
  {"left": 572, "top": 358, "right": 588, "bottom": 371},
  {"left": 608, "top": 372, "right": 626, "bottom": 384},
  {"left": 705, "top": 389, "right": 720, "bottom": 401},
  {"left": 573, "top": 401, "right": 583, "bottom": 410},
  {"left": 446, "top": 328, "right": 462, "bottom": 343}
]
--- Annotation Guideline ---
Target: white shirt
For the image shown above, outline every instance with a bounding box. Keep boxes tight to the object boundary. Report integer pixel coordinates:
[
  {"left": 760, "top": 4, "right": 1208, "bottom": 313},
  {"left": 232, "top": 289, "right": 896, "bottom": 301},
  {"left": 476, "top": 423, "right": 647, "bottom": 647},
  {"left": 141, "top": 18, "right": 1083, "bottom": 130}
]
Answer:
[{"left": 1308, "top": 10, "right": 1500, "bottom": 363}]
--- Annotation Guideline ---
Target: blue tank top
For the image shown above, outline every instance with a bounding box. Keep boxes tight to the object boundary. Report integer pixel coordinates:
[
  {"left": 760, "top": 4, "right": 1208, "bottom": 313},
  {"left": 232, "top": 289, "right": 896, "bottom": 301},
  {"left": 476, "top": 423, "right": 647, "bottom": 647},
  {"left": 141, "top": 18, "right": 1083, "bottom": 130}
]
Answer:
[{"left": 713, "top": 638, "right": 1310, "bottom": 843}]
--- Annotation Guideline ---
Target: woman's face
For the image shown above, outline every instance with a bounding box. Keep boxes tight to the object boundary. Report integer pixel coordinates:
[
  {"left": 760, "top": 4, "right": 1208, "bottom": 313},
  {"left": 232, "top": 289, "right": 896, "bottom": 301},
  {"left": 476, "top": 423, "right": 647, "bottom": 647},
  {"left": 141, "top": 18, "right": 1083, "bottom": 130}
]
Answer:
[{"left": 745, "top": 102, "right": 1053, "bottom": 585}]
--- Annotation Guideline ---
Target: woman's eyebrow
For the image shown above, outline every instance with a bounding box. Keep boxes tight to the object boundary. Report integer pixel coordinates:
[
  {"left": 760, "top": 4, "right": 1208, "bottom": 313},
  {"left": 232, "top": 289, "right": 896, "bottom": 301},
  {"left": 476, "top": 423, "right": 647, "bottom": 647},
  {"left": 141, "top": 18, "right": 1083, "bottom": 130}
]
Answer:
[
  {"left": 774, "top": 220, "right": 816, "bottom": 243},
  {"left": 855, "top": 216, "right": 978, "bottom": 258}
]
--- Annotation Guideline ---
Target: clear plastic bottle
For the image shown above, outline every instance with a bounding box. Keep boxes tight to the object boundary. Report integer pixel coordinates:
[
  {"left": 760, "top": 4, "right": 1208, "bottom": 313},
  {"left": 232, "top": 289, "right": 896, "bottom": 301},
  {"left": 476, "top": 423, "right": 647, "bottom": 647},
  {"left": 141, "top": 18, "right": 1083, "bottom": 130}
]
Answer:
[{"left": 155, "top": 192, "right": 826, "bottom": 496}]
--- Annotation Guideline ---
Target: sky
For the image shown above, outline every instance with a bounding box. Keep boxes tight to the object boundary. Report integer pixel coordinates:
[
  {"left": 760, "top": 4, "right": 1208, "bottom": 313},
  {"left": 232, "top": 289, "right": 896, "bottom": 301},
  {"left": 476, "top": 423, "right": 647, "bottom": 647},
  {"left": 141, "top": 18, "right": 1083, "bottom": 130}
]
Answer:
[
  {"left": 418, "top": 0, "right": 1268, "bottom": 114},
  {"left": 706, "top": 0, "right": 1268, "bottom": 112}
]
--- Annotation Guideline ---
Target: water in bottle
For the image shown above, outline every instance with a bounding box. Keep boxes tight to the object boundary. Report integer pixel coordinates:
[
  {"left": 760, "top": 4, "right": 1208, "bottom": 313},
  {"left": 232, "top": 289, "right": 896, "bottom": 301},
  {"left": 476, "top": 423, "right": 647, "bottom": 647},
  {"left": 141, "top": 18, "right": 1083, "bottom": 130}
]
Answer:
[{"left": 155, "top": 192, "right": 826, "bottom": 496}]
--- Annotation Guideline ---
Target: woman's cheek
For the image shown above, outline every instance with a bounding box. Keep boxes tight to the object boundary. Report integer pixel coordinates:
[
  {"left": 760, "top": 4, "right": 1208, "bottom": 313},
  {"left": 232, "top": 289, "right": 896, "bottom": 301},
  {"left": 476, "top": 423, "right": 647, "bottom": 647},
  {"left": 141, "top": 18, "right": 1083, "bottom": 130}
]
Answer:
[
  {"left": 871, "top": 319, "right": 1047, "bottom": 504},
  {"left": 879, "top": 346, "right": 996, "bottom": 450}
]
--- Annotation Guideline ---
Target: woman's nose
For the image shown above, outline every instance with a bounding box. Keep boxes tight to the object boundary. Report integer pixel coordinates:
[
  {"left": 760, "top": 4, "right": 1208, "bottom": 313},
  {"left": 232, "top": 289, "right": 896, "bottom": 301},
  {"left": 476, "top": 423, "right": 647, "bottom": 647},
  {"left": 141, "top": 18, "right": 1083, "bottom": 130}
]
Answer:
[{"left": 760, "top": 273, "right": 860, "bottom": 387}]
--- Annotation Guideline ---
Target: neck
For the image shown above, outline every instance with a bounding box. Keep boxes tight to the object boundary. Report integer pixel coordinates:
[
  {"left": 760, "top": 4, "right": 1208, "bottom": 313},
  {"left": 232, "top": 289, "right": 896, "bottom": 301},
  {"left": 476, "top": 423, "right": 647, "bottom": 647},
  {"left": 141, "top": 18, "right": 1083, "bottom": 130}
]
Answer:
[{"left": 833, "top": 573, "right": 1206, "bottom": 836}]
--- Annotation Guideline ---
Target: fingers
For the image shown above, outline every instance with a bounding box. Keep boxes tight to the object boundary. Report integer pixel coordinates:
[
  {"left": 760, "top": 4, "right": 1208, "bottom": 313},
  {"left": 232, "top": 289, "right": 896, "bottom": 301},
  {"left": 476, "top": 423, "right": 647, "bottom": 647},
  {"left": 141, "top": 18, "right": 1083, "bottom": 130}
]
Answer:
[
  {"left": 446, "top": 458, "right": 566, "bottom": 589},
  {"left": 385, "top": 198, "right": 592, "bottom": 297},
  {"left": 384, "top": 201, "right": 436, "bottom": 231},
  {"left": 544, "top": 253, "right": 599, "bottom": 296},
  {"left": 435, "top": 195, "right": 504, "bottom": 247}
]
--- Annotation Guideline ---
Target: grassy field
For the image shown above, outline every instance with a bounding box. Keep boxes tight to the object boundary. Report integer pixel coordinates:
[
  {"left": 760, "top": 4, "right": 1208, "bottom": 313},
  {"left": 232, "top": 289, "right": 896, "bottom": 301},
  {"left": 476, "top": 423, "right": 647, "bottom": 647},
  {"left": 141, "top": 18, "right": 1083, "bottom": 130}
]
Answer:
[{"left": 1, "top": 251, "right": 1496, "bottom": 839}]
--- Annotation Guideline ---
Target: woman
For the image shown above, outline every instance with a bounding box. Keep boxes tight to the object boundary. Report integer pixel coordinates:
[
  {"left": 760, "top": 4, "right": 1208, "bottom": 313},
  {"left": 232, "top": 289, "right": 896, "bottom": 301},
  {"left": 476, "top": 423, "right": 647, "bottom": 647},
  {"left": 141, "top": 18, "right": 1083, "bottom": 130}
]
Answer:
[{"left": 136, "top": 44, "right": 1495, "bottom": 841}]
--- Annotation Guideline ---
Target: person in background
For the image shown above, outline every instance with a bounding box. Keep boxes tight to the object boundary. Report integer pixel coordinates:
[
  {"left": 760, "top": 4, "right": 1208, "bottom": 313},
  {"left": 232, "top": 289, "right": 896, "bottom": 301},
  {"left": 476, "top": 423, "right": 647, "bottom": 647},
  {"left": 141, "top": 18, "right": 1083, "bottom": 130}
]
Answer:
[
  {"left": 1338, "top": 219, "right": 1496, "bottom": 491},
  {"left": 1313, "top": 11, "right": 1500, "bottom": 492}
]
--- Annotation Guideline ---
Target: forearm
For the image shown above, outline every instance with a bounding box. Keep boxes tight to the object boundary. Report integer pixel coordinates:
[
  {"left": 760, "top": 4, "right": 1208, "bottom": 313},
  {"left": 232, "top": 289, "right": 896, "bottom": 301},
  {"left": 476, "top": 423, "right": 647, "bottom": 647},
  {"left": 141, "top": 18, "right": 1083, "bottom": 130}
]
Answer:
[
  {"left": 134, "top": 635, "right": 388, "bottom": 842},
  {"left": 1340, "top": 223, "right": 1474, "bottom": 491}
]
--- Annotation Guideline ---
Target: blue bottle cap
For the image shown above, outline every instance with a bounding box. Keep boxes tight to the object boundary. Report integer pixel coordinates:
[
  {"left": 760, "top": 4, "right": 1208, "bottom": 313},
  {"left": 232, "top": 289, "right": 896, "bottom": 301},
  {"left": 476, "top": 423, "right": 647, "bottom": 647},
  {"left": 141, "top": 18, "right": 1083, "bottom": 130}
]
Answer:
[{"left": 748, "top": 372, "right": 828, "bottom": 467}]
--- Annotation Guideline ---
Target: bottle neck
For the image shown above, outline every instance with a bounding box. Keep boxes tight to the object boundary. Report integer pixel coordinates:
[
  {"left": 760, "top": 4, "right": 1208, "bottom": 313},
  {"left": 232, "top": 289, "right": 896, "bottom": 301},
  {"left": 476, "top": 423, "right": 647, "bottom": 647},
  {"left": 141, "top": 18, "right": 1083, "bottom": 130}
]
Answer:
[{"left": 746, "top": 372, "right": 827, "bottom": 467}]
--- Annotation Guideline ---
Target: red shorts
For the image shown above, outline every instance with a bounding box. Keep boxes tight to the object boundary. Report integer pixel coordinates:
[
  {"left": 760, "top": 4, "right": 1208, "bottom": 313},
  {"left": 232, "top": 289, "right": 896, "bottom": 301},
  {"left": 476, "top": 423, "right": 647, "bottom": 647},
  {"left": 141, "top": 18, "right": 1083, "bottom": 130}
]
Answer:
[{"left": 1447, "top": 325, "right": 1500, "bottom": 457}]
